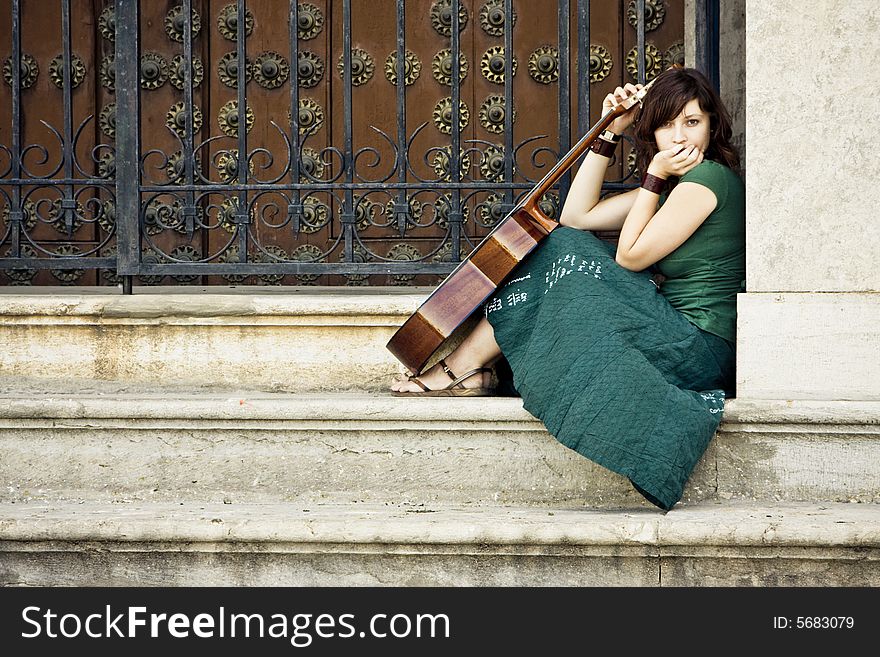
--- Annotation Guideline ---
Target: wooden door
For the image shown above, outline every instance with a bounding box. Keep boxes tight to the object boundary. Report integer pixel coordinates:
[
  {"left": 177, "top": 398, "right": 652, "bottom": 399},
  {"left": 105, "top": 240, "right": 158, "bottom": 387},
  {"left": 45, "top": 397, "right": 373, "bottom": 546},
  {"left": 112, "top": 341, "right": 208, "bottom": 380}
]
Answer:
[{"left": 0, "top": 1, "right": 685, "bottom": 288}]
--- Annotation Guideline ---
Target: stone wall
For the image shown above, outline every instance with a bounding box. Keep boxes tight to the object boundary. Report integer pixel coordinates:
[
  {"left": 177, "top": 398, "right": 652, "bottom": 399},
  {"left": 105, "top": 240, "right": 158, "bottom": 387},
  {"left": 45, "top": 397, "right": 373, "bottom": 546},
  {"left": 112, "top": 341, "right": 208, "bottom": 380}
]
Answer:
[
  {"left": 739, "top": 0, "right": 880, "bottom": 399},
  {"left": 685, "top": 1, "right": 879, "bottom": 400}
]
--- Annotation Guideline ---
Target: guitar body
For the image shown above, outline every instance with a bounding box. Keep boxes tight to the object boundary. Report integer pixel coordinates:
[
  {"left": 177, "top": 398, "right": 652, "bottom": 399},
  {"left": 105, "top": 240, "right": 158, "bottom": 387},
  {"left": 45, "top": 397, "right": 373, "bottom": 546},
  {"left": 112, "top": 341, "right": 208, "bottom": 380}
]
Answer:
[
  {"left": 385, "top": 80, "right": 655, "bottom": 375},
  {"left": 386, "top": 204, "right": 557, "bottom": 374}
]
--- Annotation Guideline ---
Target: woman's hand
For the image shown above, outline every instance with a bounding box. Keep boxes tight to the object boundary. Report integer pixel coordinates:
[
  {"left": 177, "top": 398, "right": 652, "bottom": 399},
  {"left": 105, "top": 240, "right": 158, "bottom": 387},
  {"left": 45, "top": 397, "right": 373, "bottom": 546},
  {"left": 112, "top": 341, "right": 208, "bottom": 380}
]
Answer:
[
  {"left": 603, "top": 83, "right": 644, "bottom": 135},
  {"left": 647, "top": 144, "right": 704, "bottom": 179}
]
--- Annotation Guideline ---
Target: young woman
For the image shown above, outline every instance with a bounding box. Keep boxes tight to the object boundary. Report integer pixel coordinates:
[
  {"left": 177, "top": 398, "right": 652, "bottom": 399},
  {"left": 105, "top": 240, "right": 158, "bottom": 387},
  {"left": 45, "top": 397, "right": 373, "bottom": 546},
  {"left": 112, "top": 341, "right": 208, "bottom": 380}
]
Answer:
[{"left": 391, "top": 67, "right": 745, "bottom": 511}]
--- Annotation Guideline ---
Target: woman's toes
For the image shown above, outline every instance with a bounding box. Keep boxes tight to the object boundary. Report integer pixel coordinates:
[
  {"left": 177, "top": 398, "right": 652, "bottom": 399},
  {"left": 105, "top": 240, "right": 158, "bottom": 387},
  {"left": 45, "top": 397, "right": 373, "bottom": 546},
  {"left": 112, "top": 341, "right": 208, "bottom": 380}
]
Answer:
[{"left": 391, "top": 376, "right": 415, "bottom": 392}]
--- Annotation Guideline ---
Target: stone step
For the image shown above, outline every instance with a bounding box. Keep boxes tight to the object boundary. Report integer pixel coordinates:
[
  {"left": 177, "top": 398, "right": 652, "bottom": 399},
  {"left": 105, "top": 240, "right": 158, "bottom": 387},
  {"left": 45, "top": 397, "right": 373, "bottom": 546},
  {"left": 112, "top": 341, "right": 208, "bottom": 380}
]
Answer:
[
  {"left": 2, "top": 379, "right": 878, "bottom": 507},
  {"left": 1, "top": 501, "right": 877, "bottom": 586},
  {"left": 0, "top": 287, "right": 425, "bottom": 392}
]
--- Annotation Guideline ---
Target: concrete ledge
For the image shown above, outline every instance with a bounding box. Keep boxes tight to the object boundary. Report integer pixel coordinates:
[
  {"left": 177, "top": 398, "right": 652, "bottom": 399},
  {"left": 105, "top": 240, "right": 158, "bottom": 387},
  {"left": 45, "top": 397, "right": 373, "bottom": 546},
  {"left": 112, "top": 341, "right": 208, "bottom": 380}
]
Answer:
[
  {"left": 737, "top": 292, "right": 880, "bottom": 400},
  {"left": 8, "top": 290, "right": 878, "bottom": 398},
  {"left": 1, "top": 383, "right": 878, "bottom": 506},
  {"left": 1, "top": 502, "right": 877, "bottom": 586},
  {"left": 0, "top": 289, "right": 429, "bottom": 392},
  {"left": 717, "top": 405, "right": 880, "bottom": 503},
  {"left": 1, "top": 383, "right": 877, "bottom": 423},
  {"left": 0, "top": 287, "right": 427, "bottom": 319},
  {"left": 3, "top": 501, "right": 877, "bottom": 546}
]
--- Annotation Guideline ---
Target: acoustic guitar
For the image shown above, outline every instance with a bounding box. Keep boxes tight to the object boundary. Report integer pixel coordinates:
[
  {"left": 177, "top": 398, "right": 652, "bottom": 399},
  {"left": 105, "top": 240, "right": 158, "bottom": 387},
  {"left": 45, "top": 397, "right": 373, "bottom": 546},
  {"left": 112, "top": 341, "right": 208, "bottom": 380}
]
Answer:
[{"left": 386, "top": 80, "right": 655, "bottom": 375}]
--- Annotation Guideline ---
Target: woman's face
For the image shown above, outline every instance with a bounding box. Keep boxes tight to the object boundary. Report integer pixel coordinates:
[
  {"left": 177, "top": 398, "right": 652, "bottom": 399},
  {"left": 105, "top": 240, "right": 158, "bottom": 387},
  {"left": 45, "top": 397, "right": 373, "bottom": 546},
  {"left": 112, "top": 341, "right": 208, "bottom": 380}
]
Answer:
[{"left": 653, "top": 98, "right": 711, "bottom": 153}]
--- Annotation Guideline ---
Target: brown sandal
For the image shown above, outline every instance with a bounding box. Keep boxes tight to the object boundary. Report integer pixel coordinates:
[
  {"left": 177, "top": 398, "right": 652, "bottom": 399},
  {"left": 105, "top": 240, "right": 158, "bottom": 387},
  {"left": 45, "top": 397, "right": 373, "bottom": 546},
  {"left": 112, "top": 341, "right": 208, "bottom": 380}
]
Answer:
[{"left": 392, "top": 358, "right": 495, "bottom": 397}]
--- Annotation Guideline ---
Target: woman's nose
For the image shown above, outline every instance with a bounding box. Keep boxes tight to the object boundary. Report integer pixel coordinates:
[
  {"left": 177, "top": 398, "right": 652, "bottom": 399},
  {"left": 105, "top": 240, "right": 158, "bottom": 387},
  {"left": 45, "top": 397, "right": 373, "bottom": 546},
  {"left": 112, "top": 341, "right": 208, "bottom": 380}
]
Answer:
[{"left": 673, "top": 125, "right": 686, "bottom": 142}]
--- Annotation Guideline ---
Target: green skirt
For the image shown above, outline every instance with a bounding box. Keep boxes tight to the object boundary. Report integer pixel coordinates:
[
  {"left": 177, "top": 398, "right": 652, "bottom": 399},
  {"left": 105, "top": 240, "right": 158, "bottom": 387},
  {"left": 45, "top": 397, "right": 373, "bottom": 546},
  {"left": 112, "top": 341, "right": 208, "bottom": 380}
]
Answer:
[{"left": 485, "top": 226, "right": 734, "bottom": 510}]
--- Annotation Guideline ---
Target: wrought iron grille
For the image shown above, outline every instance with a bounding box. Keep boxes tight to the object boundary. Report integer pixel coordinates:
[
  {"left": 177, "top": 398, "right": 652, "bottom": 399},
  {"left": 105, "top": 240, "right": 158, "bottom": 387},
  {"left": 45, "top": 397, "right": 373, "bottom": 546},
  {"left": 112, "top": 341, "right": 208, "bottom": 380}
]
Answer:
[{"left": 0, "top": 0, "right": 712, "bottom": 289}]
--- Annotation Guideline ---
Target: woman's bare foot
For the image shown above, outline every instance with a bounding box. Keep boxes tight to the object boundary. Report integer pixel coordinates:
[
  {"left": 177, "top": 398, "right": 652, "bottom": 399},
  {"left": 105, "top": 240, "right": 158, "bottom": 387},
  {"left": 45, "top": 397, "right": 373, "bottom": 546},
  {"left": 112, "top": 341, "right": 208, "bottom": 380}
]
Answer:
[
  {"left": 390, "top": 360, "right": 491, "bottom": 393},
  {"left": 389, "top": 318, "right": 502, "bottom": 394}
]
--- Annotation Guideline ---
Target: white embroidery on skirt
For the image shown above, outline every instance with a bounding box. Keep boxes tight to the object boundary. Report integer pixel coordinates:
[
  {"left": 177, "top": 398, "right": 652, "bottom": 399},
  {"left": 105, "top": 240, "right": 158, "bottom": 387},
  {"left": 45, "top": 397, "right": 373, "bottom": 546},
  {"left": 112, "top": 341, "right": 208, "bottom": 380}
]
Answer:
[
  {"left": 576, "top": 258, "right": 603, "bottom": 279},
  {"left": 485, "top": 297, "right": 503, "bottom": 315},
  {"left": 485, "top": 288, "right": 529, "bottom": 314},
  {"left": 507, "top": 273, "right": 531, "bottom": 285},
  {"left": 700, "top": 391, "right": 724, "bottom": 414},
  {"left": 544, "top": 257, "right": 574, "bottom": 293}
]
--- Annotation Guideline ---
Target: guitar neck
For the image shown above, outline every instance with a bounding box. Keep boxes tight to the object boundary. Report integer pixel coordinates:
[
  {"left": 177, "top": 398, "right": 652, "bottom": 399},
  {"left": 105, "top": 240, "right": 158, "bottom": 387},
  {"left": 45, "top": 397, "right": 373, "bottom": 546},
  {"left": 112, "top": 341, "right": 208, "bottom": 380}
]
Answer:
[
  {"left": 521, "top": 79, "right": 656, "bottom": 214},
  {"left": 525, "top": 113, "right": 618, "bottom": 207}
]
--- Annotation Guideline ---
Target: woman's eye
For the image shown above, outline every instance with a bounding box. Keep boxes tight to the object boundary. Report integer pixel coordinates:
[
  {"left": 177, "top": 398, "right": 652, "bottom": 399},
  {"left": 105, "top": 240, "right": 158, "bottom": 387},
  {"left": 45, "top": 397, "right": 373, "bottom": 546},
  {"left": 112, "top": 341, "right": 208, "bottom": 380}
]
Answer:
[{"left": 687, "top": 119, "right": 700, "bottom": 126}]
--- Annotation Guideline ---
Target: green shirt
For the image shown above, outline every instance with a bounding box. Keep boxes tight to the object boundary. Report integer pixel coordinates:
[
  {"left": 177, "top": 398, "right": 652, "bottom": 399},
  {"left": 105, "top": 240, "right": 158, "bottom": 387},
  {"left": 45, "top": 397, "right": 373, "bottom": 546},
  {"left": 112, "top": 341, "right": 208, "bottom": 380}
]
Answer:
[{"left": 655, "top": 160, "right": 745, "bottom": 344}]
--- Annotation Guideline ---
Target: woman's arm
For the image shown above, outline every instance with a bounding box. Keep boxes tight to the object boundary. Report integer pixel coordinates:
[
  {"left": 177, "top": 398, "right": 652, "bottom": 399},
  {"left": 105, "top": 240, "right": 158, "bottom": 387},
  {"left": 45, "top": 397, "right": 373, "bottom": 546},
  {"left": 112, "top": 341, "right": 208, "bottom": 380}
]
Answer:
[
  {"left": 558, "top": 154, "right": 638, "bottom": 231},
  {"left": 559, "top": 83, "right": 643, "bottom": 232},
  {"left": 615, "top": 146, "right": 717, "bottom": 271}
]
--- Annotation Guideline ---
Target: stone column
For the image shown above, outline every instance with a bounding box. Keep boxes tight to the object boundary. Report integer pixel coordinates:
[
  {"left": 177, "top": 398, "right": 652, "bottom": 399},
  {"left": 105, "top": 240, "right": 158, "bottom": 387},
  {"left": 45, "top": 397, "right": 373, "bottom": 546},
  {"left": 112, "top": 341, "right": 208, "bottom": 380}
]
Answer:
[{"left": 738, "top": 0, "right": 880, "bottom": 400}]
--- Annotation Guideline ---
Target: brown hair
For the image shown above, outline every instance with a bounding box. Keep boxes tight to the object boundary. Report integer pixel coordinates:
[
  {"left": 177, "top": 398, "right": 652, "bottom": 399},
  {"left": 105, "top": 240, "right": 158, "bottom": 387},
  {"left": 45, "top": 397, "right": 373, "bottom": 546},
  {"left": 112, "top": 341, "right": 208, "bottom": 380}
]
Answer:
[{"left": 633, "top": 67, "right": 739, "bottom": 187}]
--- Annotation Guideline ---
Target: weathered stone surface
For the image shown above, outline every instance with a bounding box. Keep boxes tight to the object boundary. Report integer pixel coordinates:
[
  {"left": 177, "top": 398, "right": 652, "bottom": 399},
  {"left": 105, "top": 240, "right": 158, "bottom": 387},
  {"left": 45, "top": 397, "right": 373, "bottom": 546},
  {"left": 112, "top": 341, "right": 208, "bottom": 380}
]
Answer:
[
  {"left": 1, "top": 502, "right": 877, "bottom": 586},
  {"left": 736, "top": 293, "right": 880, "bottom": 400},
  {"left": 0, "top": 289, "right": 426, "bottom": 392},
  {"left": 746, "top": 0, "right": 880, "bottom": 292},
  {"left": 1, "top": 384, "right": 878, "bottom": 507}
]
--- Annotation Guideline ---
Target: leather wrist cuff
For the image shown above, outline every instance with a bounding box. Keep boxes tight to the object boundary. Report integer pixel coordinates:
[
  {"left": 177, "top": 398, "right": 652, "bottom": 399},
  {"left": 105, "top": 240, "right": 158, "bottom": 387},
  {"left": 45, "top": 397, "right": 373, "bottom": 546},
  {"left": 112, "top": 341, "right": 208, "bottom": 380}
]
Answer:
[
  {"left": 641, "top": 172, "right": 667, "bottom": 194},
  {"left": 589, "top": 134, "right": 618, "bottom": 158}
]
